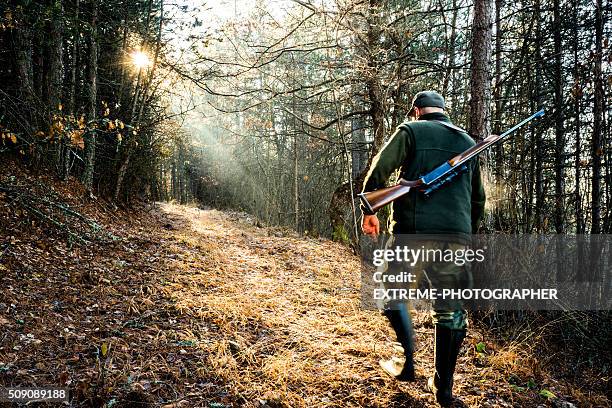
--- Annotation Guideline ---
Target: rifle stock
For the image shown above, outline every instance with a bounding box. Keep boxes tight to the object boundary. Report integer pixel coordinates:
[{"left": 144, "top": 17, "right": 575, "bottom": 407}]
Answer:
[
  {"left": 359, "top": 109, "right": 544, "bottom": 215},
  {"left": 358, "top": 179, "right": 422, "bottom": 214}
]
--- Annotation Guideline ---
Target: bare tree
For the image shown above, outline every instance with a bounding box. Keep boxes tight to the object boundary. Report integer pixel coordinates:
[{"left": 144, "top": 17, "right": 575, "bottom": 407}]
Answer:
[
  {"left": 591, "top": 0, "right": 604, "bottom": 234},
  {"left": 82, "top": 0, "right": 98, "bottom": 194}
]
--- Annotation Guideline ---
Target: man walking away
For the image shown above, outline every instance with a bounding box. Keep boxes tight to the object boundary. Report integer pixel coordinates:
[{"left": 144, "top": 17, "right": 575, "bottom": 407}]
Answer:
[{"left": 361, "top": 91, "right": 486, "bottom": 406}]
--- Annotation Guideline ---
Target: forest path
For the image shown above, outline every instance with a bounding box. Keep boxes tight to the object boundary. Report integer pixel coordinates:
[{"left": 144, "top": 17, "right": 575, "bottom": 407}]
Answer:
[
  {"left": 143, "top": 203, "right": 573, "bottom": 408},
  {"left": 1, "top": 198, "right": 597, "bottom": 407}
]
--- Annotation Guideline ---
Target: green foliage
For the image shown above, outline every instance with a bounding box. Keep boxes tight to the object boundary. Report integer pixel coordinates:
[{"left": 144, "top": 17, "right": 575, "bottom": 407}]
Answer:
[
  {"left": 527, "top": 378, "right": 537, "bottom": 389},
  {"left": 332, "top": 224, "right": 350, "bottom": 244},
  {"left": 539, "top": 389, "right": 556, "bottom": 399}
]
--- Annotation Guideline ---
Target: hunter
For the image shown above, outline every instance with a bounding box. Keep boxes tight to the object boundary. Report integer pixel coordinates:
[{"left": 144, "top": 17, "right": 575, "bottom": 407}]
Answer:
[{"left": 361, "top": 91, "right": 486, "bottom": 407}]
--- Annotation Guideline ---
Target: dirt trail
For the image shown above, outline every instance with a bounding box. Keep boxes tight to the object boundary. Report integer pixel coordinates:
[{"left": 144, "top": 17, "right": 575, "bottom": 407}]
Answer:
[
  {"left": 144, "top": 204, "right": 586, "bottom": 408},
  {"left": 1, "top": 200, "right": 604, "bottom": 407}
]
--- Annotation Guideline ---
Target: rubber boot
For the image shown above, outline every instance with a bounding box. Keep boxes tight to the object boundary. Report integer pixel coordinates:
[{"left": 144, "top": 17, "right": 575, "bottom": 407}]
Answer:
[
  {"left": 379, "top": 303, "right": 416, "bottom": 381},
  {"left": 428, "top": 326, "right": 466, "bottom": 407}
]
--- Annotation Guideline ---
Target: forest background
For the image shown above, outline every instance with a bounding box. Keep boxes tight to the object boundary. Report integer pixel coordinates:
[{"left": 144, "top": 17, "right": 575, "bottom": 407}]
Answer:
[
  {"left": 0, "top": 0, "right": 610, "bottom": 240},
  {"left": 0, "top": 0, "right": 610, "bottom": 400}
]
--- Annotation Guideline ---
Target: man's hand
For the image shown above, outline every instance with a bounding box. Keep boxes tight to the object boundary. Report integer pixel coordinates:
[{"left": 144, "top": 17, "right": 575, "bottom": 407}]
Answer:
[{"left": 362, "top": 214, "right": 380, "bottom": 237}]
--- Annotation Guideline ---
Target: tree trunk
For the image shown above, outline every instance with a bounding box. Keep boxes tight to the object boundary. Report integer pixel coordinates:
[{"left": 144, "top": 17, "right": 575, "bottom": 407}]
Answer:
[
  {"left": 572, "top": 1, "right": 586, "bottom": 280},
  {"left": 46, "top": 0, "right": 63, "bottom": 114},
  {"left": 534, "top": 0, "right": 544, "bottom": 232},
  {"left": 13, "top": 7, "right": 35, "bottom": 131},
  {"left": 573, "top": 18, "right": 583, "bottom": 234},
  {"left": 82, "top": 0, "right": 98, "bottom": 194},
  {"left": 591, "top": 0, "right": 603, "bottom": 234},
  {"left": 46, "top": 1, "right": 66, "bottom": 179},
  {"left": 329, "top": 182, "right": 352, "bottom": 241},
  {"left": 551, "top": 0, "right": 567, "bottom": 280},
  {"left": 68, "top": 0, "right": 80, "bottom": 116},
  {"left": 468, "top": 0, "right": 494, "bottom": 140},
  {"left": 553, "top": 0, "right": 565, "bottom": 234},
  {"left": 351, "top": 108, "right": 367, "bottom": 181},
  {"left": 33, "top": 30, "right": 44, "bottom": 102},
  {"left": 62, "top": 0, "right": 79, "bottom": 181},
  {"left": 492, "top": 0, "right": 503, "bottom": 230},
  {"left": 294, "top": 132, "right": 299, "bottom": 232},
  {"left": 291, "top": 91, "right": 300, "bottom": 232},
  {"left": 442, "top": 0, "right": 458, "bottom": 100},
  {"left": 171, "top": 161, "right": 177, "bottom": 199},
  {"left": 114, "top": 155, "right": 130, "bottom": 202}
]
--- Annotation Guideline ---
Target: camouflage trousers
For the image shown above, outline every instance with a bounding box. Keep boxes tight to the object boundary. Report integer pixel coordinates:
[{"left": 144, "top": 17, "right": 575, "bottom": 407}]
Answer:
[{"left": 378, "top": 237, "right": 473, "bottom": 330}]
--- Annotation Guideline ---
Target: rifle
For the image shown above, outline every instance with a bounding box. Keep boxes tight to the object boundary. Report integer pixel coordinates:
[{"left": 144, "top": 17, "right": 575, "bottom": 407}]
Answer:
[{"left": 358, "top": 109, "right": 545, "bottom": 214}]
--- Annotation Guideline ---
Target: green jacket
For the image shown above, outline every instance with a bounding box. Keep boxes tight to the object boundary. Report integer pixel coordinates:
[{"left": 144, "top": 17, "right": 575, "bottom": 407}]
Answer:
[{"left": 362, "top": 112, "right": 486, "bottom": 237}]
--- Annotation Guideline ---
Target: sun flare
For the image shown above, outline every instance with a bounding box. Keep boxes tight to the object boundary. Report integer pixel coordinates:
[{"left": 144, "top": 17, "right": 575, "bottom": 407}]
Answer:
[{"left": 130, "top": 50, "right": 152, "bottom": 69}]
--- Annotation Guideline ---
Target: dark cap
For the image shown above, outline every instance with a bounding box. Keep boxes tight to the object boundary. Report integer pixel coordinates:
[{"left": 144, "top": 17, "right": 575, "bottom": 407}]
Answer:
[{"left": 409, "top": 91, "right": 445, "bottom": 116}]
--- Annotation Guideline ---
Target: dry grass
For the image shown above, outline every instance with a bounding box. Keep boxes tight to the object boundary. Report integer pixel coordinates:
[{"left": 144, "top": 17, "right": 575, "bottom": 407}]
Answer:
[{"left": 160, "top": 203, "right": 397, "bottom": 407}]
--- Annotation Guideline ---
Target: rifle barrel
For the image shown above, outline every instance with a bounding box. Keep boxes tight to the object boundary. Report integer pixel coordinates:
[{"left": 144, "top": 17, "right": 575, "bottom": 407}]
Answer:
[
  {"left": 500, "top": 109, "right": 544, "bottom": 138},
  {"left": 443, "top": 109, "right": 545, "bottom": 176}
]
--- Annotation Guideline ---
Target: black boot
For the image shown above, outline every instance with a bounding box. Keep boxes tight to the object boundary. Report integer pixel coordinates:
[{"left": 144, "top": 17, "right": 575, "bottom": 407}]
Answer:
[
  {"left": 379, "top": 303, "right": 416, "bottom": 381},
  {"left": 428, "top": 326, "right": 466, "bottom": 407}
]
